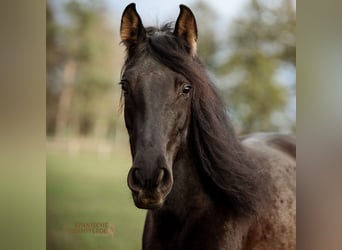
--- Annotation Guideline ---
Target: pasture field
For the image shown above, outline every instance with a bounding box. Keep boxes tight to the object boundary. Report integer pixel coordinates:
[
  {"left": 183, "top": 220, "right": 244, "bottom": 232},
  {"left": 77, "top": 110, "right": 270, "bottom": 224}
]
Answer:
[{"left": 47, "top": 148, "right": 146, "bottom": 250}]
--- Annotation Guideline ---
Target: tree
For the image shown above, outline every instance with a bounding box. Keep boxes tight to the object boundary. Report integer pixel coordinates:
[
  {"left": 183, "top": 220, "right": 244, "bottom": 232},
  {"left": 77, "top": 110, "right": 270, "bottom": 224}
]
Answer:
[
  {"left": 192, "top": 1, "right": 218, "bottom": 70},
  {"left": 218, "top": 0, "right": 296, "bottom": 133},
  {"left": 47, "top": 0, "right": 122, "bottom": 139},
  {"left": 47, "top": 2, "right": 65, "bottom": 136}
]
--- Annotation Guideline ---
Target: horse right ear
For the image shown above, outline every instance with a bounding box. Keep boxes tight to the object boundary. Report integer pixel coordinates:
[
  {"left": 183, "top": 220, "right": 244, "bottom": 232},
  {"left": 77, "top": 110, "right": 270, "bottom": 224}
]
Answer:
[
  {"left": 120, "top": 3, "right": 146, "bottom": 47},
  {"left": 174, "top": 5, "right": 198, "bottom": 56}
]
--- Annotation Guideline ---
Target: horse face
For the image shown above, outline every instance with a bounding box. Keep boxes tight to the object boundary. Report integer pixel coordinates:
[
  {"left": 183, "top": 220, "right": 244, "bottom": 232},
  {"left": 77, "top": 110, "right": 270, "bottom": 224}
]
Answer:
[
  {"left": 120, "top": 3, "right": 198, "bottom": 209},
  {"left": 121, "top": 57, "right": 192, "bottom": 209}
]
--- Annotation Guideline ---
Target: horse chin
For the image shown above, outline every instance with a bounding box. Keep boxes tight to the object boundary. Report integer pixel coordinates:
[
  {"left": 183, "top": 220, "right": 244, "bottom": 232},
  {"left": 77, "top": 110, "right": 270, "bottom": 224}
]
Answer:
[
  {"left": 132, "top": 191, "right": 165, "bottom": 210},
  {"left": 135, "top": 200, "right": 163, "bottom": 210}
]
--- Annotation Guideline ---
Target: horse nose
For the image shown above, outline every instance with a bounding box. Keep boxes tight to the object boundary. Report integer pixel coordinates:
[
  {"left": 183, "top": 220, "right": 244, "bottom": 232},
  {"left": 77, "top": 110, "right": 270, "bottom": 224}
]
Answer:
[{"left": 127, "top": 167, "right": 171, "bottom": 192}]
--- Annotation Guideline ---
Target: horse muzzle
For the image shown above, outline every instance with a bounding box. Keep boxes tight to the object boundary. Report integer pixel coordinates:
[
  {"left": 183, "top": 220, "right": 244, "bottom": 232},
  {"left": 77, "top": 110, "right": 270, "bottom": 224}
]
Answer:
[
  {"left": 132, "top": 190, "right": 165, "bottom": 209},
  {"left": 127, "top": 166, "right": 173, "bottom": 209}
]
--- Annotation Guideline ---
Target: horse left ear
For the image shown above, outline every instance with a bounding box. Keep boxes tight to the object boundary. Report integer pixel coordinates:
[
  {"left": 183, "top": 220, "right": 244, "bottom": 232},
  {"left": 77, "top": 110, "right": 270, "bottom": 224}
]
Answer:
[{"left": 174, "top": 5, "right": 198, "bottom": 56}]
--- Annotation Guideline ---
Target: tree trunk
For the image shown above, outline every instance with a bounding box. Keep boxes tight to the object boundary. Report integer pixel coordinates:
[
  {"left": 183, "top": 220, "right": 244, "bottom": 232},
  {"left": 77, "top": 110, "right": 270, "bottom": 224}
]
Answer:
[{"left": 55, "top": 59, "right": 77, "bottom": 137}]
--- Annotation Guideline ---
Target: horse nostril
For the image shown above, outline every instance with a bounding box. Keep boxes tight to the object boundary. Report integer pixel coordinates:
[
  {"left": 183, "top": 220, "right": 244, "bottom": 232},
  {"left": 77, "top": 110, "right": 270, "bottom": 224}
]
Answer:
[
  {"left": 133, "top": 168, "right": 142, "bottom": 185},
  {"left": 154, "top": 169, "right": 165, "bottom": 188},
  {"left": 133, "top": 168, "right": 139, "bottom": 181},
  {"left": 128, "top": 167, "right": 142, "bottom": 191},
  {"left": 155, "top": 168, "right": 173, "bottom": 192}
]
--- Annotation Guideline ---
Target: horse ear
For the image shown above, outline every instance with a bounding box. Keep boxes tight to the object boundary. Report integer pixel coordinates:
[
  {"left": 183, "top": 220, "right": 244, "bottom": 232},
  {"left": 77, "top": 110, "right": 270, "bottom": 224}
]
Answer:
[
  {"left": 174, "top": 5, "right": 198, "bottom": 56},
  {"left": 120, "top": 3, "right": 146, "bottom": 47}
]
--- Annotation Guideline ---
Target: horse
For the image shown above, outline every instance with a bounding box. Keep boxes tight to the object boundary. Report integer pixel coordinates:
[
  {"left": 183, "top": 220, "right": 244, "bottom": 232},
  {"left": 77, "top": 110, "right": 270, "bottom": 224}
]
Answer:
[{"left": 119, "top": 3, "right": 296, "bottom": 250}]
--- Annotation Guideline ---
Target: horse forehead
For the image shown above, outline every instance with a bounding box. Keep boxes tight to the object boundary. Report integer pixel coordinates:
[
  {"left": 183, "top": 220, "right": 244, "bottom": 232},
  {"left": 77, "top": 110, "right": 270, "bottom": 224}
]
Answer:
[
  {"left": 134, "top": 71, "right": 173, "bottom": 100},
  {"left": 129, "top": 57, "right": 175, "bottom": 89},
  {"left": 135, "top": 54, "right": 171, "bottom": 72},
  {"left": 137, "top": 70, "right": 173, "bottom": 87}
]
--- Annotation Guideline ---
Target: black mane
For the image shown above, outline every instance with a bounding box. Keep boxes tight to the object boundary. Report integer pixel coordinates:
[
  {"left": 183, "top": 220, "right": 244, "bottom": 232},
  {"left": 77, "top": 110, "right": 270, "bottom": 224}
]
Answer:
[{"left": 122, "top": 24, "right": 268, "bottom": 216}]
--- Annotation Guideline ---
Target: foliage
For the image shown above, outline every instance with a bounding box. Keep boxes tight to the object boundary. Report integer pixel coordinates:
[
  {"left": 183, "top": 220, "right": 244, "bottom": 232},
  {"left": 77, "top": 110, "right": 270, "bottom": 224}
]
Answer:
[
  {"left": 192, "top": 1, "right": 218, "bottom": 69},
  {"left": 46, "top": 0, "right": 296, "bottom": 140},
  {"left": 47, "top": 0, "right": 123, "bottom": 139},
  {"left": 218, "top": 0, "right": 296, "bottom": 133}
]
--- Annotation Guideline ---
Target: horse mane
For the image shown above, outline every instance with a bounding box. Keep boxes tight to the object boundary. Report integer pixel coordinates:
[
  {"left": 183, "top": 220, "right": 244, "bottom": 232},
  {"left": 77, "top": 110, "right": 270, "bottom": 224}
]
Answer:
[{"left": 122, "top": 23, "right": 268, "bottom": 216}]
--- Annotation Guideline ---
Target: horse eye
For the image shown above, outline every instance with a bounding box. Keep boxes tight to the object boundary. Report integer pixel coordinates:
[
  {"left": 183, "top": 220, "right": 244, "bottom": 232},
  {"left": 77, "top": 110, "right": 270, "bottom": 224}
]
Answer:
[
  {"left": 120, "top": 80, "right": 129, "bottom": 94},
  {"left": 182, "top": 85, "right": 192, "bottom": 95}
]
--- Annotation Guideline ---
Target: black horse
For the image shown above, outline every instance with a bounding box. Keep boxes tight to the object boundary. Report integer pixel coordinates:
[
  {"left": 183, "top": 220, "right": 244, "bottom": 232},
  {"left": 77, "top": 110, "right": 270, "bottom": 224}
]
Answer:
[{"left": 119, "top": 3, "right": 296, "bottom": 250}]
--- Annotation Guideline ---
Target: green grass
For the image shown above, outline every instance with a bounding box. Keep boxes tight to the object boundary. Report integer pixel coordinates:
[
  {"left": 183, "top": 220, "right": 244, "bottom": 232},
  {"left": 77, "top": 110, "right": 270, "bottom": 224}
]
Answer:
[{"left": 47, "top": 149, "right": 146, "bottom": 250}]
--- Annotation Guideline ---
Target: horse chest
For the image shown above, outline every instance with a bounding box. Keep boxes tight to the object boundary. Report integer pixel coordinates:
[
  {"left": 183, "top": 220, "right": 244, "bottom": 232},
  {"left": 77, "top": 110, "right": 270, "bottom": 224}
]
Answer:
[{"left": 143, "top": 211, "right": 248, "bottom": 250}]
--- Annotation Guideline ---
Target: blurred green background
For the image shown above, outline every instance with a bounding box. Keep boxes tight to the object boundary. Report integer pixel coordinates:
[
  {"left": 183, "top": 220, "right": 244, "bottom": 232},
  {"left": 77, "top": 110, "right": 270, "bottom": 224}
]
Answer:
[
  {"left": 46, "top": 0, "right": 295, "bottom": 249},
  {"left": 47, "top": 149, "right": 146, "bottom": 249}
]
